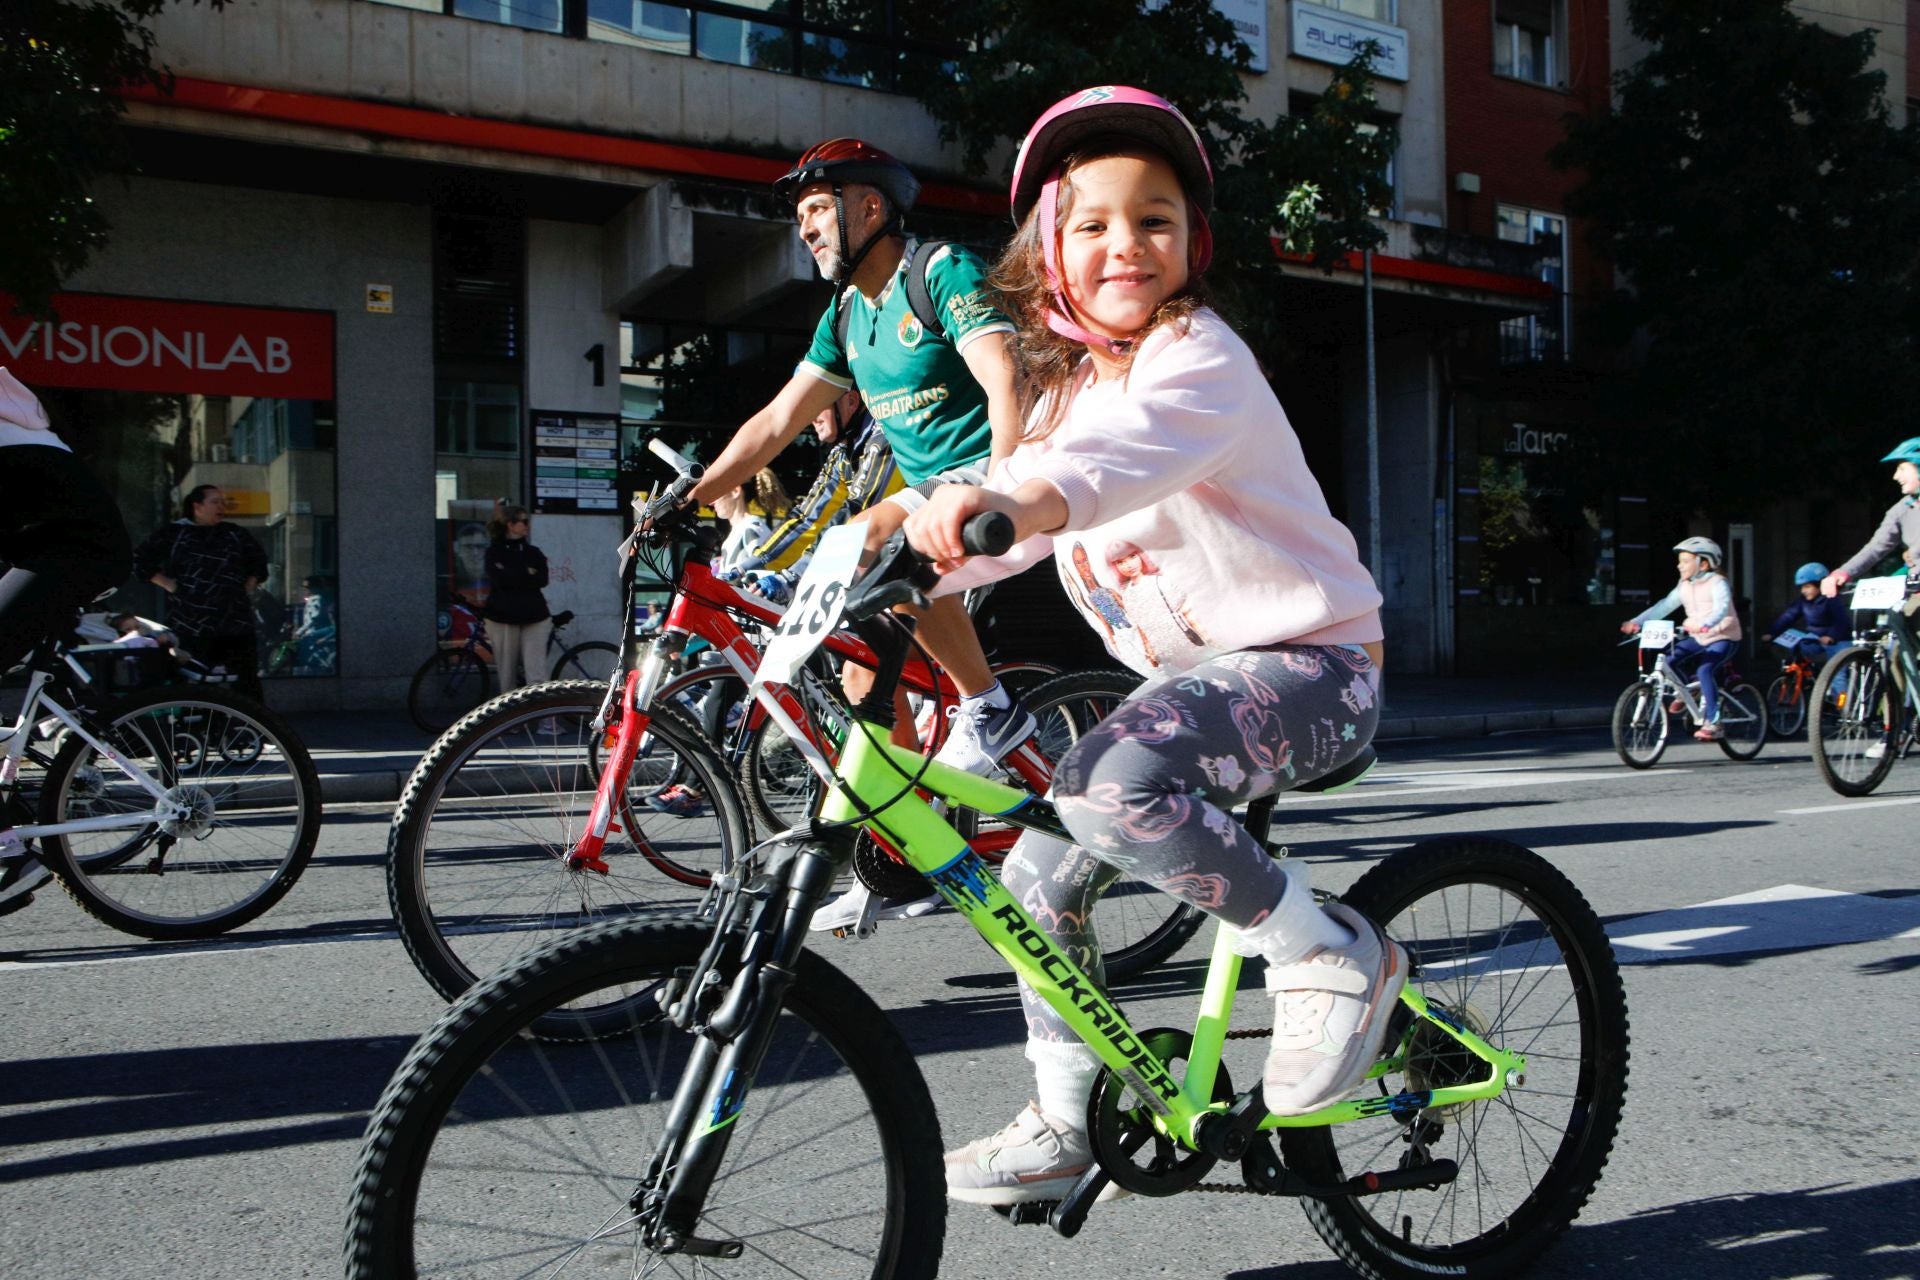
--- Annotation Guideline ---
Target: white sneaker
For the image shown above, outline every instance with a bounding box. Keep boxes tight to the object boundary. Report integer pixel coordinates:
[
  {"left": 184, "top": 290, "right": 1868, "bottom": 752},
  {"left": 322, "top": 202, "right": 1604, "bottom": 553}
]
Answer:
[
  {"left": 932, "top": 697, "right": 1037, "bottom": 776},
  {"left": 876, "top": 892, "right": 941, "bottom": 920},
  {"left": 1865, "top": 740, "right": 1888, "bottom": 760},
  {"left": 943, "top": 1103, "right": 1120, "bottom": 1205},
  {"left": 1262, "top": 902, "right": 1408, "bottom": 1116},
  {"left": 809, "top": 882, "right": 874, "bottom": 932}
]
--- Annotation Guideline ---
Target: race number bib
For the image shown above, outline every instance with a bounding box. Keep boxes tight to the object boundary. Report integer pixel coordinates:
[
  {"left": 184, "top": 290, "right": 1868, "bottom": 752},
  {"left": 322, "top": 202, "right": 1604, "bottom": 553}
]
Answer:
[
  {"left": 1851, "top": 576, "right": 1907, "bottom": 611},
  {"left": 1638, "top": 619, "right": 1675, "bottom": 649},
  {"left": 753, "top": 523, "right": 867, "bottom": 691},
  {"left": 1771, "top": 628, "right": 1811, "bottom": 650}
]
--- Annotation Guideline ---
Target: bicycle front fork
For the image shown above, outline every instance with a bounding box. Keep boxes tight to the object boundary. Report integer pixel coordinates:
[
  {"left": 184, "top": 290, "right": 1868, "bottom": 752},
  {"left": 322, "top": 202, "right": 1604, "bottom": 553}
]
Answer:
[{"left": 638, "top": 836, "right": 848, "bottom": 1256}]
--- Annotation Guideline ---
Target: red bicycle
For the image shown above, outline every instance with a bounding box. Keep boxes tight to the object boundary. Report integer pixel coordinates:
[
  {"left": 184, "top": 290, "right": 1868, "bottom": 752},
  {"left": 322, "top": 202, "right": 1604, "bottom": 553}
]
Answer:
[{"left": 383, "top": 443, "right": 1196, "bottom": 1030}]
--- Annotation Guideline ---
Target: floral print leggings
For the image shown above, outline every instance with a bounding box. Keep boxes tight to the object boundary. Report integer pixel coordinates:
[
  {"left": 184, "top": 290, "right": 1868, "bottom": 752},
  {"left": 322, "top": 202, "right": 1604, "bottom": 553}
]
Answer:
[{"left": 1005, "top": 643, "right": 1381, "bottom": 1049}]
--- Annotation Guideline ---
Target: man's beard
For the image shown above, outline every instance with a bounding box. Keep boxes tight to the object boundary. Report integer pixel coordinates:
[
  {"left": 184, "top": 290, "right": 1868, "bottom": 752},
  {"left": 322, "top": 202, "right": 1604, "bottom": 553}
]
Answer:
[{"left": 818, "top": 247, "right": 851, "bottom": 282}]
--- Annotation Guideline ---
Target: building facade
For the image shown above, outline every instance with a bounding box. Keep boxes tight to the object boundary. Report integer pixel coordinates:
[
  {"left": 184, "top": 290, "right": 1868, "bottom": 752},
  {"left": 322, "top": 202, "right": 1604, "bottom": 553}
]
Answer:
[{"left": 7, "top": 0, "right": 1600, "bottom": 704}]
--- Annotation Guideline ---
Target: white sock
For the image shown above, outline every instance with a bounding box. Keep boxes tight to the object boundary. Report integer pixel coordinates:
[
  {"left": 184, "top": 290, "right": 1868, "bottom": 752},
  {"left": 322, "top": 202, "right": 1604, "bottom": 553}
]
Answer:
[
  {"left": 1027, "top": 1038, "right": 1101, "bottom": 1132},
  {"left": 1232, "top": 861, "right": 1357, "bottom": 965},
  {"left": 961, "top": 679, "right": 1009, "bottom": 710}
]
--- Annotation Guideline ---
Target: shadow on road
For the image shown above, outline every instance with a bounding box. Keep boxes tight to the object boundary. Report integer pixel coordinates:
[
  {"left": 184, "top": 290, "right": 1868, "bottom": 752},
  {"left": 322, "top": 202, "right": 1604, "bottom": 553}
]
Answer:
[
  {"left": 0, "top": 1034, "right": 416, "bottom": 1181},
  {"left": 1231, "top": 1178, "right": 1920, "bottom": 1279}
]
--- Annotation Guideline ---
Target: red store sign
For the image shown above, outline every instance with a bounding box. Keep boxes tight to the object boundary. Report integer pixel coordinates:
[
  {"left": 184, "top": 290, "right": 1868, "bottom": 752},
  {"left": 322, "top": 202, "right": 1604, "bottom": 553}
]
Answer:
[{"left": 0, "top": 293, "right": 335, "bottom": 400}]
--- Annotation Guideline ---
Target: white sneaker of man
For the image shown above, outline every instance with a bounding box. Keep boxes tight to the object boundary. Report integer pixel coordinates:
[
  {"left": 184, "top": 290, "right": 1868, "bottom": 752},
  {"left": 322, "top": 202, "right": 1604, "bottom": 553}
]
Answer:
[{"left": 932, "top": 694, "right": 1036, "bottom": 777}]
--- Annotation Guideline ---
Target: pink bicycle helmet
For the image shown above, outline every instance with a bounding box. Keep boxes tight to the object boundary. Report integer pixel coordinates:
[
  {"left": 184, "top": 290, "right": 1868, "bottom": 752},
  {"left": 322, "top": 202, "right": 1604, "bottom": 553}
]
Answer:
[{"left": 1009, "top": 86, "right": 1215, "bottom": 352}]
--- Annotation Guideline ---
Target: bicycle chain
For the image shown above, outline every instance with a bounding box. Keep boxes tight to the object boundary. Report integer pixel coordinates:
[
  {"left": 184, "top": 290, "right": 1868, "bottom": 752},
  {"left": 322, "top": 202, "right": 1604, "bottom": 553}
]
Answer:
[{"left": 1133, "top": 1026, "right": 1276, "bottom": 1196}]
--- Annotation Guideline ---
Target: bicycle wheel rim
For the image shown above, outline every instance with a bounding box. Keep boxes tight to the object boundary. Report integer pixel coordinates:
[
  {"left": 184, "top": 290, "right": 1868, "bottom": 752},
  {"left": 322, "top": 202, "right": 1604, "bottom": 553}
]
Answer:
[
  {"left": 1715, "top": 682, "right": 1767, "bottom": 759},
  {"left": 554, "top": 641, "right": 620, "bottom": 685},
  {"left": 1813, "top": 650, "right": 1897, "bottom": 793},
  {"left": 1611, "top": 682, "right": 1666, "bottom": 767},
  {"left": 350, "top": 921, "right": 941, "bottom": 1278},
  {"left": 1284, "top": 839, "right": 1627, "bottom": 1274},
  {"left": 413, "top": 651, "right": 492, "bottom": 733},
  {"left": 44, "top": 695, "right": 315, "bottom": 934},
  {"left": 395, "top": 687, "right": 740, "bottom": 1011}
]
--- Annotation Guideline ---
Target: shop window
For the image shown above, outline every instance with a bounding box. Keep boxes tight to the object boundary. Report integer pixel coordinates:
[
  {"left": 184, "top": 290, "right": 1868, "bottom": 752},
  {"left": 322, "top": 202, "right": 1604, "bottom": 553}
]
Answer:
[
  {"left": 587, "top": 0, "right": 692, "bottom": 51},
  {"left": 695, "top": 0, "right": 796, "bottom": 71},
  {"left": 41, "top": 388, "right": 342, "bottom": 679},
  {"left": 451, "top": 0, "right": 564, "bottom": 32},
  {"left": 1496, "top": 204, "right": 1567, "bottom": 362},
  {"left": 1493, "top": 0, "right": 1564, "bottom": 87},
  {"left": 1320, "top": 0, "right": 1396, "bottom": 22}
]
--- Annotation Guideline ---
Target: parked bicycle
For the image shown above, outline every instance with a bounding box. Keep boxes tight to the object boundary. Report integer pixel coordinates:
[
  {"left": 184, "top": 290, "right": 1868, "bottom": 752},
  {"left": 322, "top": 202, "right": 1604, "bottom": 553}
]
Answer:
[
  {"left": 1612, "top": 619, "right": 1768, "bottom": 768},
  {"left": 406, "top": 599, "right": 618, "bottom": 733},
  {"left": 1810, "top": 574, "right": 1919, "bottom": 796},
  {"left": 0, "top": 634, "right": 321, "bottom": 938},
  {"left": 347, "top": 509, "right": 1629, "bottom": 1280}
]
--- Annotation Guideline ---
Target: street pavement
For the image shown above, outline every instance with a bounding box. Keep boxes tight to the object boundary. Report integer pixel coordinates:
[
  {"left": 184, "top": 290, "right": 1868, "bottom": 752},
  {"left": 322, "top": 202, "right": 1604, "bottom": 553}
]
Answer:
[{"left": 2, "top": 705, "right": 1916, "bottom": 1279}]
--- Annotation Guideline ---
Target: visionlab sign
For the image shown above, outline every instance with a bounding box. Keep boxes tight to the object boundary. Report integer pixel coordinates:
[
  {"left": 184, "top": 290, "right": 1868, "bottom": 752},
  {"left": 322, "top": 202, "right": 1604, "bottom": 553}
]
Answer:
[{"left": 0, "top": 293, "right": 334, "bottom": 399}]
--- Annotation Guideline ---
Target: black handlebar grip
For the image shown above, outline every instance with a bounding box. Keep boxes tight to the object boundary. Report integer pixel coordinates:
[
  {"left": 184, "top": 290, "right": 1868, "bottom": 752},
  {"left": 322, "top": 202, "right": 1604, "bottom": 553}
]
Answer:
[{"left": 961, "top": 511, "right": 1016, "bottom": 558}]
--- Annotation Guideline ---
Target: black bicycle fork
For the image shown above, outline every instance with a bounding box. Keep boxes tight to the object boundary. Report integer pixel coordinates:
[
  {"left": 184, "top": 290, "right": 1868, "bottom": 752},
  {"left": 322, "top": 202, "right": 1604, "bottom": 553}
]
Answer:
[{"left": 636, "top": 831, "right": 853, "bottom": 1257}]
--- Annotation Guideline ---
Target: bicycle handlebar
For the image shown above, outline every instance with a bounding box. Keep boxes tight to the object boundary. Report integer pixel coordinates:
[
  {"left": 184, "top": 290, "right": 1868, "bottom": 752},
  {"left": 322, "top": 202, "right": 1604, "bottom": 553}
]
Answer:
[
  {"left": 844, "top": 512, "right": 1012, "bottom": 622},
  {"left": 647, "top": 437, "right": 703, "bottom": 480}
]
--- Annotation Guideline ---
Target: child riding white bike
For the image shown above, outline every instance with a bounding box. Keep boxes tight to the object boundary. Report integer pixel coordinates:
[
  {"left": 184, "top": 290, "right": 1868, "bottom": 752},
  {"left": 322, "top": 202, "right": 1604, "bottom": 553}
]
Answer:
[{"left": 1620, "top": 536, "right": 1741, "bottom": 740}]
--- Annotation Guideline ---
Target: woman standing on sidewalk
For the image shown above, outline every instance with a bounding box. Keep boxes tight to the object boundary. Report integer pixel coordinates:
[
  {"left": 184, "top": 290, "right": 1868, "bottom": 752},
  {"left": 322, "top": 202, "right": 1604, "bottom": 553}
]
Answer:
[{"left": 481, "top": 506, "right": 551, "bottom": 691}]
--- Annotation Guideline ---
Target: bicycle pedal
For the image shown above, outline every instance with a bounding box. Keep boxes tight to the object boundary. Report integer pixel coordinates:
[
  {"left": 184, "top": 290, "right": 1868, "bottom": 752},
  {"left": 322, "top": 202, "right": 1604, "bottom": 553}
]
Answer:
[{"left": 990, "top": 1200, "right": 1059, "bottom": 1226}]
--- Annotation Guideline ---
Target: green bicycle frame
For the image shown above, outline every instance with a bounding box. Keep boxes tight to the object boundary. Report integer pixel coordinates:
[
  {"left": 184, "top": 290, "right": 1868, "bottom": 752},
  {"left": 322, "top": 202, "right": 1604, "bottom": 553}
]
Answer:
[{"left": 818, "top": 717, "right": 1528, "bottom": 1149}]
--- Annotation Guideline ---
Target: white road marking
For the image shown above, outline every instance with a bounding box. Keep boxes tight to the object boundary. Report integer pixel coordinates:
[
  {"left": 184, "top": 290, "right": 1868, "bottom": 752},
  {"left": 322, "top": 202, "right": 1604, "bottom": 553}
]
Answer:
[
  {"left": 1779, "top": 795, "right": 1920, "bottom": 815},
  {"left": 1276, "top": 765, "right": 1684, "bottom": 805},
  {"left": 1609, "top": 883, "right": 1920, "bottom": 962}
]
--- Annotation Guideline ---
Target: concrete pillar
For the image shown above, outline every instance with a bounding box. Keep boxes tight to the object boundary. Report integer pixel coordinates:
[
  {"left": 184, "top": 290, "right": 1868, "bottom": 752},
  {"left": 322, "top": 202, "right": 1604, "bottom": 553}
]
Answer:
[
  {"left": 603, "top": 182, "right": 693, "bottom": 313},
  {"left": 531, "top": 219, "right": 625, "bottom": 649},
  {"left": 705, "top": 224, "right": 818, "bottom": 322},
  {"left": 1345, "top": 330, "right": 1440, "bottom": 674}
]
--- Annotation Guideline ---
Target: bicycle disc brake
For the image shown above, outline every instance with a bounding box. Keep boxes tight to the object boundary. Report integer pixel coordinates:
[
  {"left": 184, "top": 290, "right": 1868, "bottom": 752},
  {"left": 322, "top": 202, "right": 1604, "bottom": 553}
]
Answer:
[{"left": 1088, "top": 1027, "right": 1231, "bottom": 1197}]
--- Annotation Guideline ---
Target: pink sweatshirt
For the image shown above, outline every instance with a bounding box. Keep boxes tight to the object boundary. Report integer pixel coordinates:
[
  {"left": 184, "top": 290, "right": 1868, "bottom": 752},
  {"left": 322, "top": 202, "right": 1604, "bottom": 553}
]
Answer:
[{"left": 936, "top": 308, "right": 1383, "bottom": 676}]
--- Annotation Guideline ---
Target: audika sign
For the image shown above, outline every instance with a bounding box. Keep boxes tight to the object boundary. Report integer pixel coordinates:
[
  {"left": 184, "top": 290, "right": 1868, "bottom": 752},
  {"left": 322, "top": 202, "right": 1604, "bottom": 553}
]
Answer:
[
  {"left": 0, "top": 293, "right": 335, "bottom": 399},
  {"left": 1290, "top": 2, "right": 1409, "bottom": 82}
]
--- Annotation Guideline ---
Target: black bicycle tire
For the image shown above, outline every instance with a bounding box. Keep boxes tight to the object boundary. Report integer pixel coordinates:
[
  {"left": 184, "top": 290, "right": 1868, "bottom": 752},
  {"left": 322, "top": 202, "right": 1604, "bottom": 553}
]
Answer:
[
  {"left": 386, "top": 680, "right": 749, "bottom": 1009},
  {"left": 406, "top": 649, "right": 494, "bottom": 736},
  {"left": 736, "top": 663, "right": 844, "bottom": 838},
  {"left": 1765, "top": 674, "right": 1806, "bottom": 737},
  {"left": 38, "top": 686, "right": 321, "bottom": 940},
  {"left": 1810, "top": 647, "right": 1898, "bottom": 797},
  {"left": 345, "top": 918, "right": 946, "bottom": 1279},
  {"left": 549, "top": 639, "right": 619, "bottom": 684},
  {"left": 1282, "top": 836, "right": 1630, "bottom": 1280},
  {"left": 1715, "top": 681, "right": 1769, "bottom": 760},
  {"left": 1610, "top": 681, "right": 1667, "bottom": 769}
]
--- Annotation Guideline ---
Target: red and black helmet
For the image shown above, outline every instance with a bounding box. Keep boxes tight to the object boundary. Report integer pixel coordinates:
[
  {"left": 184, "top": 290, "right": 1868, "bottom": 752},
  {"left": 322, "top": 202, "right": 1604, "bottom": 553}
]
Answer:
[{"left": 774, "top": 138, "right": 921, "bottom": 213}]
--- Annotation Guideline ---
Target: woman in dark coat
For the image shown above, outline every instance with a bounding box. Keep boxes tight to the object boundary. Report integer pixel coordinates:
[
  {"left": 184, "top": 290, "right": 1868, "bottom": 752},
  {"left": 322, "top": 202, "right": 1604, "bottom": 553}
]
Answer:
[{"left": 482, "top": 506, "right": 551, "bottom": 691}]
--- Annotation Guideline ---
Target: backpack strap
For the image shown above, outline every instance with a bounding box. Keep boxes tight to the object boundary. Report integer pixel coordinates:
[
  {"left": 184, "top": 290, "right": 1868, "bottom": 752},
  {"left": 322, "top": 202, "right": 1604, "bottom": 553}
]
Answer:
[{"left": 833, "top": 240, "right": 952, "bottom": 352}]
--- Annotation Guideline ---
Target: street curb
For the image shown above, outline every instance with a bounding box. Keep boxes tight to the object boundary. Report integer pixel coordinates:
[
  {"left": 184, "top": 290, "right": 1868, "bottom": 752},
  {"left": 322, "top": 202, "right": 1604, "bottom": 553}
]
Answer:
[
  {"left": 1375, "top": 706, "right": 1612, "bottom": 741},
  {"left": 319, "top": 771, "right": 408, "bottom": 806}
]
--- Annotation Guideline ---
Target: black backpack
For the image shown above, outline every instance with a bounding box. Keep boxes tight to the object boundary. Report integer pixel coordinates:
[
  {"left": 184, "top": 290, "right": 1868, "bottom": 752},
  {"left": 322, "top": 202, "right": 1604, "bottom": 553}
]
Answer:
[{"left": 833, "top": 240, "right": 951, "bottom": 351}]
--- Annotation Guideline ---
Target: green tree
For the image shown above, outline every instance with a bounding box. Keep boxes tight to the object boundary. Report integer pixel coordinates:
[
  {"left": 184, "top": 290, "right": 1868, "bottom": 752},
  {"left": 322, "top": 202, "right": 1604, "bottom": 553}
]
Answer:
[
  {"left": 892, "top": 1, "right": 1396, "bottom": 353},
  {"left": 1552, "top": 0, "right": 1920, "bottom": 512},
  {"left": 1, "top": 0, "right": 222, "bottom": 318}
]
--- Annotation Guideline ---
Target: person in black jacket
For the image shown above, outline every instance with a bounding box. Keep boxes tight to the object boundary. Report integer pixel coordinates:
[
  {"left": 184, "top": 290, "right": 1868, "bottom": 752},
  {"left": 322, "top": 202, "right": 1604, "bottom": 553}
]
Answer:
[
  {"left": 0, "top": 368, "right": 133, "bottom": 683},
  {"left": 482, "top": 506, "right": 551, "bottom": 691},
  {"left": 133, "top": 484, "right": 269, "bottom": 701}
]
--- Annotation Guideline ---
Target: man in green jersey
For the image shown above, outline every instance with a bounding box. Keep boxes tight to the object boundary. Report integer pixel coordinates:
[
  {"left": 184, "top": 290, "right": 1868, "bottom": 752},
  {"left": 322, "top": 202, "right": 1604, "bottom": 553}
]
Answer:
[{"left": 678, "top": 140, "right": 1034, "bottom": 924}]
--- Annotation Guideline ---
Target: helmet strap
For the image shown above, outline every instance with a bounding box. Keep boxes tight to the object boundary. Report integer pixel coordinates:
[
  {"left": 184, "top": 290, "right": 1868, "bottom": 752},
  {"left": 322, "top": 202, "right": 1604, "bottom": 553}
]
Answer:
[{"left": 829, "top": 183, "right": 902, "bottom": 287}]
